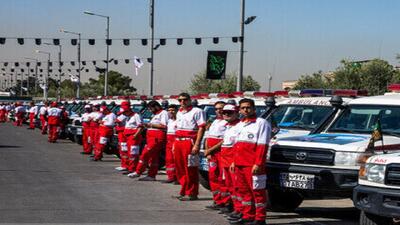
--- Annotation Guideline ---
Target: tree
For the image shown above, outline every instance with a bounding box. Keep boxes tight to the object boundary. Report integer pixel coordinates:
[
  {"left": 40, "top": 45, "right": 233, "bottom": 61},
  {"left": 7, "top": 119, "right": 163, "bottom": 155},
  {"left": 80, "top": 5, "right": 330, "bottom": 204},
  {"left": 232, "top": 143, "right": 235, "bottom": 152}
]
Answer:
[
  {"left": 188, "top": 71, "right": 260, "bottom": 94},
  {"left": 293, "top": 71, "right": 332, "bottom": 90},
  {"left": 359, "top": 59, "right": 395, "bottom": 95},
  {"left": 80, "top": 70, "right": 137, "bottom": 97}
]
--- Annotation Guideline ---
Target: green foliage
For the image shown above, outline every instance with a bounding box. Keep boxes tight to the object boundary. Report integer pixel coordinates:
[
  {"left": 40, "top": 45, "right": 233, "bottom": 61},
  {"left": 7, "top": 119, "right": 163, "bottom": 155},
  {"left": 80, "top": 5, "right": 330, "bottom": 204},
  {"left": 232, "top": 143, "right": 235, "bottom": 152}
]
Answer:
[
  {"left": 189, "top": 71, "right": 260, "bottom": 94},
  {"left": 294, "top": 59, "right": 397, "bottom": 95}
]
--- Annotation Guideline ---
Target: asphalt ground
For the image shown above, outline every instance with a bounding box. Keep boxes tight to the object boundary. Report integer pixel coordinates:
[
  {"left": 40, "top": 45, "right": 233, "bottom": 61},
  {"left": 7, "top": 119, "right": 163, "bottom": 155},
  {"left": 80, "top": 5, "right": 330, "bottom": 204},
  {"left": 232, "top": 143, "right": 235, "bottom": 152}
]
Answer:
[{"left": 0, "top": 123, "right": 359, "bottom": 225}]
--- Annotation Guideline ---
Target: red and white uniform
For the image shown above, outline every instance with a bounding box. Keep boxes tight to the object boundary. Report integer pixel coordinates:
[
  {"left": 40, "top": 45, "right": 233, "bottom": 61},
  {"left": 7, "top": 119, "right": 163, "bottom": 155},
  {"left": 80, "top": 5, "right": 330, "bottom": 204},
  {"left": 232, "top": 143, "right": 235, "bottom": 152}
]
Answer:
[
  {"left": 233, "top": 117, "right": 271, "bottom": 222},
  {"left": 47, "top": 107, "right": 62, "bottom": 142},
  {"left": 165, "top": 118, "right": 177, "bottom": 181},
  {"left": 39, "top": 106, "right": 48, "bottom": 134},
  {"left": 94, "top": 112, "right": 116, "bottom": 160},
  {"left": 5, "top": 105, "right": 11, "bottom": 121},
  {"left": 136, "top": 110, "right": 169, "bottom": 178},
  {"left": 28, "top": 105, "right": 39, "bottom": 129},
  {"left": 81, "top": 112, "right": 92, "bottom": 154},
  {"left": 0, "top": 105, "right": 6, "bottom": 122},
  {"left": 115, "top": 111, "right": 131, "bottom": 169},
  {"left": 124, "top": 113, "right": 143, "bottom": 172},
  {"left": 174, "top": 106, "right": 206, "bottom": 197},
  {"left": 89, "top": 111, "right": 103, "bottom": 150},
  {"left": 14, "top": 105, "right": 26, "bottom": 126},
  {"left": 206, "top": 117, "right": 228, "bottom": 205},
  {"left": 219, "top": 120, "right": 241, "bottom": 212}
]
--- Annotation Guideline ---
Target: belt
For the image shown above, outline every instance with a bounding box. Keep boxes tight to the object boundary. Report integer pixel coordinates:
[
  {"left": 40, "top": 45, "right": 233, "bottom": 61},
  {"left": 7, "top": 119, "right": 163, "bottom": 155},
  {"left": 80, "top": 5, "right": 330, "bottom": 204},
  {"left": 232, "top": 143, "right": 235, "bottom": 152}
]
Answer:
[{"left": 175, "top": 137, "right": 193, "bottom": 141}]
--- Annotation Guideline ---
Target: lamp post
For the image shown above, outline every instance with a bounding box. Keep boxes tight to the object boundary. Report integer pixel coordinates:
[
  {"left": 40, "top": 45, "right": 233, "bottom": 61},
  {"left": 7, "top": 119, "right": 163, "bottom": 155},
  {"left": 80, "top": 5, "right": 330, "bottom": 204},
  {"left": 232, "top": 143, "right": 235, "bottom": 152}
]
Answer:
[
  {"left": 24, "top": 57, "right": 39, "bottom": 95},
  {"left": 237, "top": 0, "right": 256, "bottom": 92},
  {"left": 60, "top": 29, "right": 81, "bottom": 99},
  {"left": 149, "top": 0, "right": 155, "bottom": 96},
  {"left": 84, "top": 10, "right": 110, "bottom": 96},
  {"left": 36, "top": 50, "right": 51, "bottom": 101},
  {"left": 44, "top": 42, "right": 62, "bottom": 101}
]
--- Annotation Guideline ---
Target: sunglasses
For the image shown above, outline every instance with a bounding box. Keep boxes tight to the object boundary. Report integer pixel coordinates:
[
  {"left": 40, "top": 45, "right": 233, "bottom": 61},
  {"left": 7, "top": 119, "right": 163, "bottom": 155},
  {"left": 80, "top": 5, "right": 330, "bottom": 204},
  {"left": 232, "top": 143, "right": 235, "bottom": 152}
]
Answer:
[{"left": 178, "top": 98, "right": 188, "bottom": 102}]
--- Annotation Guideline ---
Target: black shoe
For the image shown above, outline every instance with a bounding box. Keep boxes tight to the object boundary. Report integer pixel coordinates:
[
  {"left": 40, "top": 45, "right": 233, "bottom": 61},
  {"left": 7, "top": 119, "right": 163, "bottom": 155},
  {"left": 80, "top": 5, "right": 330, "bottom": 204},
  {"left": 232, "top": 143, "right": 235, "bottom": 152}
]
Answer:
[
  {"left": 171, "top": 195, "right": 184, "bottom": 200},
  {"left": 227, "top": 212, "right": 242, "bottom": 221},
  {"left": 179, "top": 195, "right": 198, "bottom": 201},
  {"left": 219, "top": 204, "right": 233, "bottom": 214},
  {"left": 205, "top": 202, "right": 224, "bottom": 210},
  {"left": 161, "top": 179, "right": 176, "bottom": 184},
  {"left": 229, "top": 218, "right": 253, "bottom": 225},
  {"left": 89, "top": 158, "right": 101, "bottom": 161},
  {"left": 173, "top": 181, "right": 180, "bottom": 185},
  {"left": 250, "top": 220, "right": 266, "bottom": 225},
  {"left": 122, "top": 171, "right": 132, "bottom": 175},
  {"left": 80, "top": 152, "right": 91, "bottom": 155}
]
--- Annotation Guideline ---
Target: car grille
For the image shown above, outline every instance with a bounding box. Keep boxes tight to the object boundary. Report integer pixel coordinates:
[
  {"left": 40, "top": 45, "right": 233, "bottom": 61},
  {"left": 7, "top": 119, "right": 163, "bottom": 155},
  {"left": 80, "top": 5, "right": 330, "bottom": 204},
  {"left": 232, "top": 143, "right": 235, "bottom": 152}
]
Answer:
[
  {"left": 270, "top": 145, "right": 335, "bottom": 165},
  {"left": 385, "top": 164, "right": 400, "bottom": 186}
]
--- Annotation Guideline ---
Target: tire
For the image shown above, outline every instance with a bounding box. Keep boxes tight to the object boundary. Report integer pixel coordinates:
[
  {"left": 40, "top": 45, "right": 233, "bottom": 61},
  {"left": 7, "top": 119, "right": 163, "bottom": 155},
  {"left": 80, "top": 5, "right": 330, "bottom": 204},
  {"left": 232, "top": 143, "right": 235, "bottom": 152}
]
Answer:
[
  {"left": 359, "top": 211, "right": 392, "bottom": 225},
  {"left": 75, "top": 135, "right": 83, "bottom": 145},
  {"left": 199, "top": 170, "right": 210, "bottom": 190},
  {"left": 267, "top": 187, "right": 304, "bottom": 212}
]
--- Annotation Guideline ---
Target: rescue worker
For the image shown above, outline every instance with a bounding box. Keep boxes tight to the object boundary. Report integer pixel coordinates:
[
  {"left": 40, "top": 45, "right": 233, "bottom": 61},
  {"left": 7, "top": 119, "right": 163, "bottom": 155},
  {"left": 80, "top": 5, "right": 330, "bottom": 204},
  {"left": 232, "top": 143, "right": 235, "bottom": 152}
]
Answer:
[
  {"left": 173, "top": 93, "right": 206, "bottom": 201},
  {"left": 80, "top": 105, "right": 92, "bottom": 155},
  {"left": 59, "top": 105, "right": 69, "bottom": 138},
  {"left": 39, "top": 102, "right": 49, "bottom": 134},
  {"left": 47, "top": 102, "right": 62, "bottom": 143},
  {"left": 218, "top": 105, "right": 243, "bottom": 222},
  {"left": 229, "top": 98, "right": 271, "bottom": 225},
  {"left": 5, "top": 103, "right": 12, "bottom": 122},
  {"left": 0, "top": 103, "right": 6, "bottom": 122},
  {"left": 14, "top": 102, "right": 26, "bottom": 126},
  {"left": 28, "top": 101, "right": 38, "bottom": 129},
  {"left": 129, "top": 101, "right": 168, "bottom": 181},
  {"left": 204, "top": 101, "right": 227, "bottom": 210},
  {"left": 89, "top": 104, "right": 103, "bottom": 154},
  {"left": 162, "top": 104, "right": 178, "bottom": 183},
  {"left": 124, "top": 105, "right": 144, "bottom": 176},
  {"left": 115, "top": 101, "right": 134, "bottom": 171},
  {"left": 93, "top": 105, "right": 116, "bottom": 161}
]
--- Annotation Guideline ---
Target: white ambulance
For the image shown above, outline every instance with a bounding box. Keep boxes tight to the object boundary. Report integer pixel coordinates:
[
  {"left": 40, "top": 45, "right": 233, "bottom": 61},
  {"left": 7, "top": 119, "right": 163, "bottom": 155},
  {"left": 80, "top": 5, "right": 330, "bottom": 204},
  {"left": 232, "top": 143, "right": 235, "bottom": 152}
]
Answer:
[
  {"left": 353, "top": 152, "right": 400, "bottom": 225},
  {"left": 267, "top": 86, "right": 400, "bottom": 212}
]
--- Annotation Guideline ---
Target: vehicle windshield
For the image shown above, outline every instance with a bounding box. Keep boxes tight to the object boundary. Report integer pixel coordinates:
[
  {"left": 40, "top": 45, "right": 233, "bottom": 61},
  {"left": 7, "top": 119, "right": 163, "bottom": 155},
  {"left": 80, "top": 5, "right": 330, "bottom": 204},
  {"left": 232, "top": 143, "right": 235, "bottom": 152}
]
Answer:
[
  {"left": 271, "top": 105, "right": 333, "bottom": 130},
  {"left": 328, "top": 105, "right": 400, "bottom": 135}
]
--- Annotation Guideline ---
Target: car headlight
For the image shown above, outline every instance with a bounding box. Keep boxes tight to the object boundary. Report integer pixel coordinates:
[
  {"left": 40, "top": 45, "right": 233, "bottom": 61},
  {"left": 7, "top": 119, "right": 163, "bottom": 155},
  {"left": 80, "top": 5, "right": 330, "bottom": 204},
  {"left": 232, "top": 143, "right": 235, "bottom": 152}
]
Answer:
[
  {"left": 360, "top": 163, "right": 386, "bottom": 184},
  {"left": 335, "top": 152, "right": 373, "bottom": 167}
]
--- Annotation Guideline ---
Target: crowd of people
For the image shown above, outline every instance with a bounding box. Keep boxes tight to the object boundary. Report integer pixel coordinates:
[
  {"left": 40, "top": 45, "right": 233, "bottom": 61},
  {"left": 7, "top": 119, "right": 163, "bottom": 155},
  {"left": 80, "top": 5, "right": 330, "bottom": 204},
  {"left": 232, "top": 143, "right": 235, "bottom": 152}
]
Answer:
[{"left": 0, "top": 92, "right": 271, "bottom": 225}]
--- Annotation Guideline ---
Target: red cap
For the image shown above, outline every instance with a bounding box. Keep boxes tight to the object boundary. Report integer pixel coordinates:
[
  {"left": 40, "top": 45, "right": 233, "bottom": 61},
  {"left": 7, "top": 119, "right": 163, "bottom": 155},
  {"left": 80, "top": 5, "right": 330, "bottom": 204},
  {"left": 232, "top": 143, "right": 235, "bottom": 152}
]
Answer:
[
  {"left": 51, "top": 102, "right": 58, "bottom": 107},
  {"left": 121, "top": 101, "right": 131, "bottom": 112}
]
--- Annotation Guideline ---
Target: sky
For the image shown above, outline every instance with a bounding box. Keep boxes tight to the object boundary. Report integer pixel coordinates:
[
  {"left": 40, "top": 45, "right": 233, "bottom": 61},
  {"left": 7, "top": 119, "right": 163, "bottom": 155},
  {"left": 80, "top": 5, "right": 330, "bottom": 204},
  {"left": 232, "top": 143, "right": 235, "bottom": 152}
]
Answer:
[{"left": 0, "top": 0, "right": 399, "bottom": 95}]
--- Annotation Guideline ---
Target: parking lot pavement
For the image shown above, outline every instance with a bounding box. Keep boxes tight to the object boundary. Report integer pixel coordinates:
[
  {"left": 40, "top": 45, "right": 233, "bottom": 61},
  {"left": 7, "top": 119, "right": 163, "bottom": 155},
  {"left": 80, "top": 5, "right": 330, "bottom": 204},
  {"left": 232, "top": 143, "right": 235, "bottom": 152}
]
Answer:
[{"left": 0, "top": 123, "right": 358, "bottom": 225}]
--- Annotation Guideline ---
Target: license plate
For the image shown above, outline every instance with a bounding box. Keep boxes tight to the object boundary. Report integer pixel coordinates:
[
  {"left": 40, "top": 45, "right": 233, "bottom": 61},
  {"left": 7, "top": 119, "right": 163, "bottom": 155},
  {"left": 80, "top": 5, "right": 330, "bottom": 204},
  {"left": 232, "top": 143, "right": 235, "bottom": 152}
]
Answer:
[
  {"left": 280, "top": 172, "right": 315, "bottom": 190},
  {"left": 76, "top": 128, "right": 82, "bottom": 135}
]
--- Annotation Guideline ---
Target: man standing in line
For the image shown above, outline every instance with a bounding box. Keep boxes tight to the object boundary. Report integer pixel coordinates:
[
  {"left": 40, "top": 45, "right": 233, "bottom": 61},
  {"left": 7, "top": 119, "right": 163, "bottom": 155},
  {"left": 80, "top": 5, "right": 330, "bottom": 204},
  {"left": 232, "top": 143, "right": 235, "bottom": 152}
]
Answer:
[
  {"left": 0, "top": 103, "right": 6, "bottom": 122},
  {"left": 162, "top": 104, "right": 178, "bottom": 183},
  {"left": 81, "top": 105, "right": 93, "bottom": 155},
  {"left": 229, "top": 99, "right": 271, "bottom": 225},
  {"left": 174, "top": 93, "right": 206, "bottom": 201},
  {"left": 47, "top": 102, "right": 62, "bottom": 143},
  {"left": 115, "top": 101, "right": 133, "bottom": 171},
  {"left": 14, "top": 102, "right": 25, "bottom": 126},
  {"left": 125, "top": 106, "right": 144, "bottom": 176},
  {"left": 27, "top": 101, "right": 38, "bottom": 129},
  {"left": 89, "top": 104, "right": 103, "bottom": 155},
  {"left": 93, "top": 106, "right": 116, "bottom": 161},
  {"left": 204, "top": 101, "right": 227, "bottom": 210},
  {"left": 129, "top": 101, "right": 169, "bottom": 181},
  {"left": 39, "top": 102, "right": 48, "bottom": 134}
]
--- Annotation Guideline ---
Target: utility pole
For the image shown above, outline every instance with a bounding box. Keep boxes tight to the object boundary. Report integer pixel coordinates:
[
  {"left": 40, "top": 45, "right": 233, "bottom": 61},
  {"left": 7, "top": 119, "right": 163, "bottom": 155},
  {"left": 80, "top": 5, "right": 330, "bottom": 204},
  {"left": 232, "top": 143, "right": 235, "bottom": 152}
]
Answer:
[
  {"left": 149, "top": 0, "right": 155, "bottom": 96},
  {"left": 237, "top": 0, "right": 245, "bottom": 92}
]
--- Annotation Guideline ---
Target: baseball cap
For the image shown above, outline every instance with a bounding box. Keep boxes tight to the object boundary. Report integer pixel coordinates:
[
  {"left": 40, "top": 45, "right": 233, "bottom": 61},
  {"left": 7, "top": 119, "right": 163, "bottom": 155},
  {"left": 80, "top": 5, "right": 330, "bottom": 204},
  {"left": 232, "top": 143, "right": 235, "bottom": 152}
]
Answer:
[{"left": 223, "top": 104, "right": 237, "bottom": 112}]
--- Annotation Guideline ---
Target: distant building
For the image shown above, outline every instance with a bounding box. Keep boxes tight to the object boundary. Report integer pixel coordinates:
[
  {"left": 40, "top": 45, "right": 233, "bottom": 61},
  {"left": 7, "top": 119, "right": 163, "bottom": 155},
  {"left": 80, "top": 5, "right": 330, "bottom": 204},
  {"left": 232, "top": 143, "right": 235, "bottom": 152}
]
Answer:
[{"left": 282, "top": 80, "right": 297, "bottom": 90}]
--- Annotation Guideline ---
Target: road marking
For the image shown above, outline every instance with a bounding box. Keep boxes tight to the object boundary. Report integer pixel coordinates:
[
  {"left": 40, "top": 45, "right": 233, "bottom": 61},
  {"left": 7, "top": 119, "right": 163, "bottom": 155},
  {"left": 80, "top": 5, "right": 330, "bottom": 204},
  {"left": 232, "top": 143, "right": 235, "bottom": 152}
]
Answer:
[{"left": 296, "top": 217, "right": 329, "bottom": 225}]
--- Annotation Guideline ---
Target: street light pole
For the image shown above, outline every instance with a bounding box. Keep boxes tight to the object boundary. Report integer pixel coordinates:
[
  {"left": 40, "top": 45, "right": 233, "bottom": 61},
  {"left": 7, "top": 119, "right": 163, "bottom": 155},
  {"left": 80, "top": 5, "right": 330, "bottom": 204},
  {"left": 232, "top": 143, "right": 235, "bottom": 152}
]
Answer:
[
  {"left": 36, "top": 50, "right": 50, "bottom": 101},
  {"left": 84, "top": 11, "right": 110, "bottom": 96},
  {"left": 44, "top": 43, "right": 62, "bottom": 101},
  {"left": 237, "top": 0, "right": 245, "bottom": 92},
  {"left": 60, "top": 29, "right": 82, "bottom": 99},
  {"left": 149, "top": 0, "right": 155, "bottom": 96}
]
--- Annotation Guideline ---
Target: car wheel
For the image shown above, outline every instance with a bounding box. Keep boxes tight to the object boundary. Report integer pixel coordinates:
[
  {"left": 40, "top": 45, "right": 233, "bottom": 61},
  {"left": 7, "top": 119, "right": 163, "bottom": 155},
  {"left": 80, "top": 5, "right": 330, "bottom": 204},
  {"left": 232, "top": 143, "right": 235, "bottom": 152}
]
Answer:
[
  {"left": 359, "top": 211, "right": 393, "bottom": 225},
  {"left": 267, "top": 187, "right": 304, "bottom": 212}
]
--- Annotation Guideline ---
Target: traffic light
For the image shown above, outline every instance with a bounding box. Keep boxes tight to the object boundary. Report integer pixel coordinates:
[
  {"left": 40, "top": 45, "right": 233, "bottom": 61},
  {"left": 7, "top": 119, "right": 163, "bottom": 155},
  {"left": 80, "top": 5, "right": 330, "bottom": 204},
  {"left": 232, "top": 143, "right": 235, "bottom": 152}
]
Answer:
[{"left": 206, "top": 51, "right": 227, "bottom": 80}]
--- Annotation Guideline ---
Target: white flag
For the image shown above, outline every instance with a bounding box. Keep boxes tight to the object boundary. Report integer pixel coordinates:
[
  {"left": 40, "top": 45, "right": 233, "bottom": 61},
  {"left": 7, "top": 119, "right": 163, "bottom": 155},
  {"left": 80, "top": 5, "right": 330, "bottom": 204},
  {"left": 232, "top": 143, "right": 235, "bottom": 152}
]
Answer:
[
  {"left": 39, "top": 84, "right": 47, "bottom": 90},
  {"left": 134, "top": 56, "right": 144, "bottom": 76},
  {"left": 70, "top": 73, "right": 79, "bottom": 83}
]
